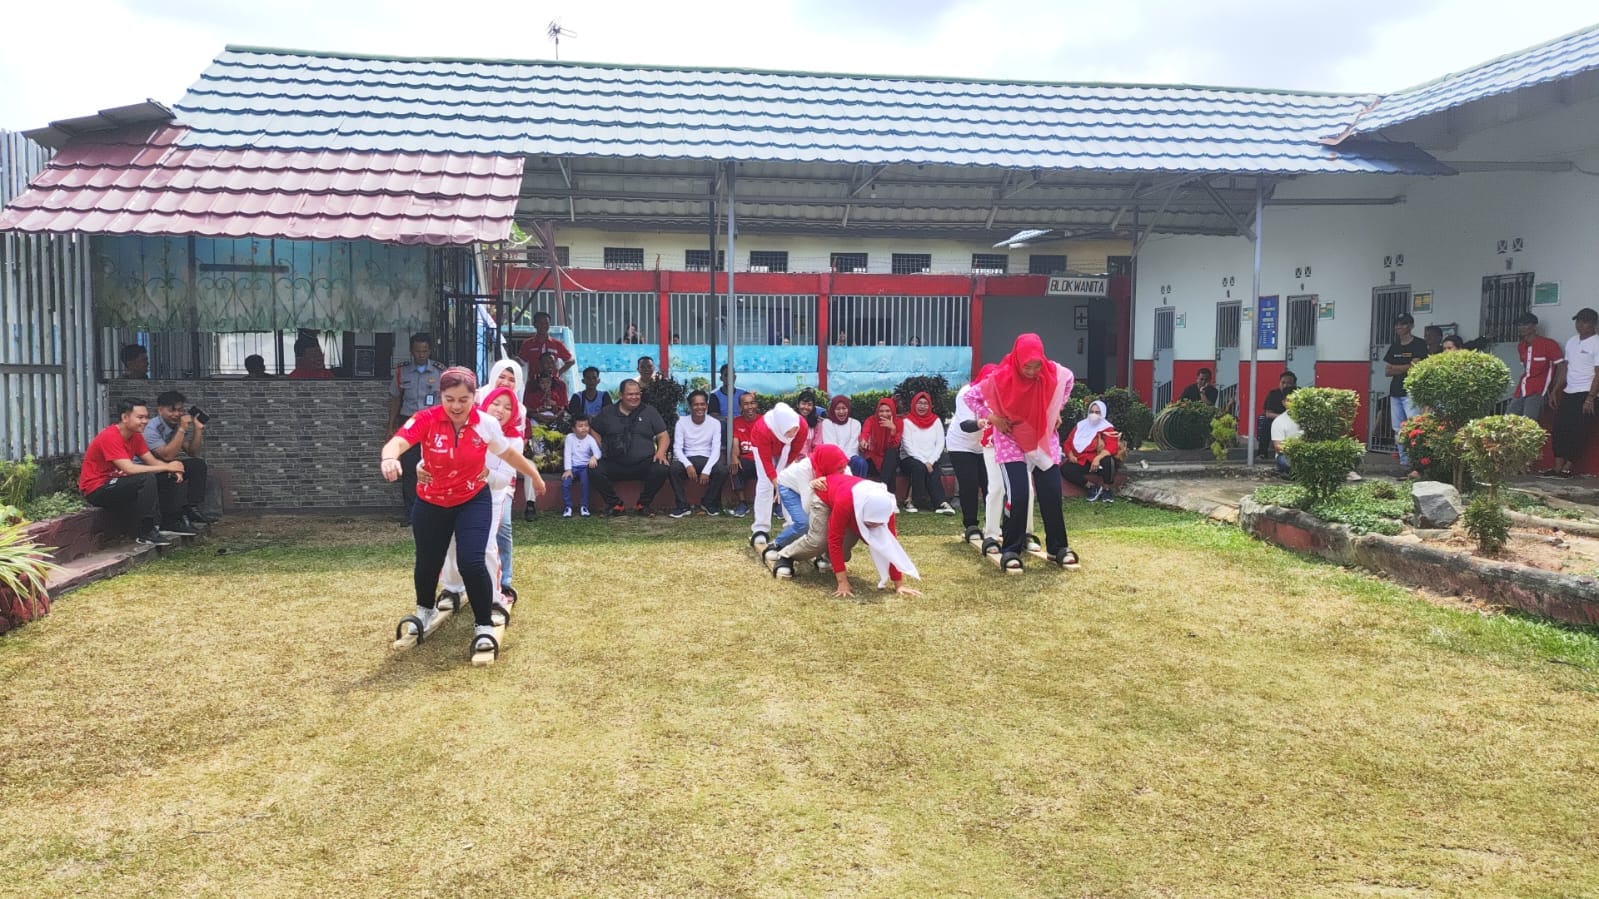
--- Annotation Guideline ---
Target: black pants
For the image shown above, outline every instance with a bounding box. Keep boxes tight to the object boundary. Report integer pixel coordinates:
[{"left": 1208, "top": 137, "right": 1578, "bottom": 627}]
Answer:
[
  {"left": 670, "top": 455, "right": 729, "bottom": 509},
  {"left": 399, "top": 444, "right": 422, "bottom": 522},
  {"left": 731, "top": 457, "right": 756, "bottom": 493},
  {"left": 592, "top": 457, "right": 670, "bottom": 507},
  {"left": 897, "top": 456, "right": 947, "bottom": 506},
  {"left": 949, "top": 450, "right": 987, "bottom": 528},
  {"left": 1552, "top": 392, "right": 1594, "bottom": 462},
  {"left": 864, "top": 445, "right": 902, "bottom": 491},
  {"left": 1060, "top": 456, "right": 1118, "bottom": 490},
  {"left": 176, "top": 457, "right": 208, "bottom": 510},
  {"left": 85, "top": 472, "right": 182, "bottom": 534},
  {"left": 412, "top": 487, "right": 495, "bottom": 627},
  {"left": 1001, "top": 461, "right": 1068, "bottom": 555}
]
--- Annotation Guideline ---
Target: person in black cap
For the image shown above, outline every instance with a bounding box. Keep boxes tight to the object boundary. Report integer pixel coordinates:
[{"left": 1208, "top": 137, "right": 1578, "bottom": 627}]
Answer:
[
  {"left": 1383, "top": 313, "right": 1429, "bottom": 466},
  {"left": 1541, "top": 307, "right": 1599, "bottom": 478},
  {"left": 1510, "top": 312, "right": 1560, "bottom": 421}
]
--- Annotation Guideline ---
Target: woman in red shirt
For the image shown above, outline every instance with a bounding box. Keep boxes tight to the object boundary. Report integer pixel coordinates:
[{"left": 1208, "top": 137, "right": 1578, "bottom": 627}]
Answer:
[
  {"left": 814, "top": 473, "right": 922, "bottom": 599},
  {"left": 857, "top": 397, "right": 903, "bottom": 490},
  {"left": 1062, "top": 399, "right": 1122, "bottom": 503},
  {"left": 747, "top": 402, "right": 809, "bottom": 546},
  {"left": 381, "top": 367, "right": 547, "bottom": 659}
]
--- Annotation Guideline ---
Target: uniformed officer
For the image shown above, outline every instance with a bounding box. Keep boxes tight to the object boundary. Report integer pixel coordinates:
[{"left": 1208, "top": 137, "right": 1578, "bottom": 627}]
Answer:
[{"left": 388, "top": 332, "right": 446, "bottom": 526}]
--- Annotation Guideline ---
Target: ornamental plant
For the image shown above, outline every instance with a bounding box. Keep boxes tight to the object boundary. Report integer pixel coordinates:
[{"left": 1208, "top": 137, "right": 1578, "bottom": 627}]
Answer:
[
  {"left": 1453, "top": 414, "right": 1546, "bottom": 555},
  {"left": 892, "top": 375, "right": 953, "bottom": 418},
  {"left": 1152, "top": 400, "right": 1218, "bottom": 450},
  {"left": 524, "top": 424, "right": 568, "bottom": 473},
  {"left": 1404, "top": 350, "right": 1512, "bottom": 427},
  {"left": 1210, "top": 413, "right": 1238, "bottom": 461},
  {"left": 1397, "top": 412, "right": 1455, "bottom": 482},
  {"left": 1282, "top": 387, "right": 1362, "bottom": 500},
  {"left": 0, "top": 520, "right": 55, "bottom": 635}
]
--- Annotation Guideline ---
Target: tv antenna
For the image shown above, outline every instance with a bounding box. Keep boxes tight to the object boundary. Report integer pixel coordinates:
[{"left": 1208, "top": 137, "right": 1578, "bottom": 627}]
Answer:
[{"left": 547, "top": 20, "right": 577, "bottom": 59}]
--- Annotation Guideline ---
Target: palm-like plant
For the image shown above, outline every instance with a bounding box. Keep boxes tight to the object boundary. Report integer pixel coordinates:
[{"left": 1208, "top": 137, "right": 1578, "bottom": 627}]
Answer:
[{"left": 0, "top": 521, "right": 55, "bottom": 634}]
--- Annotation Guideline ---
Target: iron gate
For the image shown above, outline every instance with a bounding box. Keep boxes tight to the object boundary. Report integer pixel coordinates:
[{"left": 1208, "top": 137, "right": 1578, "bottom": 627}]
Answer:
[
  {"left": 1153, "top": 306, "right": 1175, "bottom": 412},
  {"left": 1368, "top": 286, "right": 1411, "bottom": 452}
]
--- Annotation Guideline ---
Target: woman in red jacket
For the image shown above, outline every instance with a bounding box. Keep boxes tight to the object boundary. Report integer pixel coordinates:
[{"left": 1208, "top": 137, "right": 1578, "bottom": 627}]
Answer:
[
  {"left": 380, "top": 367, "right": 547, "bottom": 660},
  {"left": 748, "top": 401, "right": 809, "bottom": 546},
  {"left": 814, "top": 473, "right": 922, "bottom": 599},
  {"left": 857, "top": 397, "right": 903, "bottom": 491}
]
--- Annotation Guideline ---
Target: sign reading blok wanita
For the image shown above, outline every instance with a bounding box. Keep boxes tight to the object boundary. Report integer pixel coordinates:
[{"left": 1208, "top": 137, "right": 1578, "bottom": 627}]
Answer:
[{"left": 1046, "top": 276, "right": 1109, "bottom": 297}]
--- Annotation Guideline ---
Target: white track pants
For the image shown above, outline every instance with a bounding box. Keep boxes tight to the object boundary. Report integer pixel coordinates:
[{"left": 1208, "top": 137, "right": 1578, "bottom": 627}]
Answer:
[
  {"left": 983, "top": 444, "right": 1034, "bottom": 541},
  {"left": 439, "top": 488, "right": 506, "bottom": 602}
]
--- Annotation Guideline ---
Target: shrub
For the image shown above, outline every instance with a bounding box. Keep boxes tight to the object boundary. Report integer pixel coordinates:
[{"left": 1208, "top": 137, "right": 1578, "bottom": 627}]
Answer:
[
  {"left": 1463, "top": 494, "right": 1511, "bottom": 554},
  {"left": 1405, "top": 351, "right": 1512, "bottom": 427},
  {"left": 1253, "top": 480, "right": 1410, "bottom": 535},
  {"left": 1210, "top": 413, "right": 1237, "bottom": 461},
  {"left": 1282, "top": 436, "right": 1364, "bottom": 500},
  {"left": 1056, "top": 387, "right": 1154, "bottom": 452},
  {"left": 1455, "top": 414, "right": 1547, "bottom": 497},
  {"left": 640, "top": 377, "right": 685, "bottom": 424},
  {"left": 892, "top": 375, "right": 953, "bottom": 419},
  {"left": 0, "top": 520, "right": 55, "bottom": 636},
  {"left": 20, "top": 492, "right": 85, "bottom": 523},
  {"left": 0, "top": 456, "right": 38, "bottom": 511},
  {"left": 847, "top": 391, "right": 892, "bottom": 422},
  {"left": 1284, "top": 388, "right": 1358, "bottom": 440},
  {"left": 1151, "top": 400, "right": 1218, "bottom": 450},
  {"left": 523, "top": 424, "right": 568, "bottom": 473},
  {"left": 1397, "top": 412, "right": 1456, "bottom": 482}
]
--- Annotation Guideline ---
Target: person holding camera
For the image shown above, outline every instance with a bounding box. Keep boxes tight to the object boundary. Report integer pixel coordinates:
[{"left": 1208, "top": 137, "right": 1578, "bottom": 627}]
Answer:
[{"left": 143, "top": 389, "right": 217, "bottom": 530}]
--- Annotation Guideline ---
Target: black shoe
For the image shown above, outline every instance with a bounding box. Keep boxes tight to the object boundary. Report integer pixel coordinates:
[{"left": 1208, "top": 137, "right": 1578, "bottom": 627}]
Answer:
[
  {"left": 669, "top": 505, "right": 693, "bottom": 519},
  {"left": 634, "top": 504, "right": 654, "bottom": 518},
  {"left": 136, "top": 529, "right": 172, "bottom": 547},
  {"left": 700, "top": 504, "right": 721, "bottom": 517},
  {"left": 161, "top": 519, "right": 199, "bottom": 537},
  {"left": 523, "top": 501, "right": 538, "bottom": 521},
  {"left": 184, "top": 506, "right": 217, "bottom": 524},
  {"left": 608, "top": 503, "right": 626, "bottom": 517}
]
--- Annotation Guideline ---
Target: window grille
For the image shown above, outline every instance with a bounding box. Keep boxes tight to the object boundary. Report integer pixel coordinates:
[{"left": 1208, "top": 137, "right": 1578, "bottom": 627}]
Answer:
[
  {"left": 1028, "top": 254, "right": 1067, "bottom": 275},
  {"left": 603, "top": 247, "right": 645, "bottom": 270},
  {"left": 830, "top": 252, "right": 868, "bottom": 273},
  {"left": 1480, "top": 273, "right": 1535, "bottom": 343},
  {"left": 891, "top": 253, "right": 932, "bottom": 274},
  {"left": 971, "top": 253, "right": 1009, "bottom": 274},
  {"left": 684, "top": 249, "right": 724, "bottom": 272},
  {"left": 748, "top": 251, "right": 789, "bottom": 273}
]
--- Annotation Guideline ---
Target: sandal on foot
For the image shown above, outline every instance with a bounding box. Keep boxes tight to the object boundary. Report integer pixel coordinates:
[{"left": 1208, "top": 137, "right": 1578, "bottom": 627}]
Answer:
[
  {"left": 1054, "top": 548, "right": 1080, "bottom": 569},
  {"left": 772, "top": 559, "right": 794, "bottom": 579},
  {"left": 472, "top": 633, "right": 500, "bottom": 657},
  {"left": 963, "top": 525, "right": 982, "bottom": 544},
  {"left": 491, "top": 603, "right": 513, "bottom": 627},
  {"left": 1000, "top": 551, "right": 1024, "bottom": 571},
  {"left": 436, "top": 590, "right": 462, "bottom": 612},
  {"left": 980, "top": 537, "right": 1002, "bottom": 556},
  {"left": 1025, "top": 533, "right": 1043, "bottom": 552},
  {"left": 499, "top": 585, "right": 518, "bottom": 606}
]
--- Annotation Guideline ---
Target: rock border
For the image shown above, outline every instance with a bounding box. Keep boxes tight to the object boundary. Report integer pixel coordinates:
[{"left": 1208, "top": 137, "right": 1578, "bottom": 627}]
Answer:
[{"left": 1238, "top": 498, "right": 1599, "bottom": 627}]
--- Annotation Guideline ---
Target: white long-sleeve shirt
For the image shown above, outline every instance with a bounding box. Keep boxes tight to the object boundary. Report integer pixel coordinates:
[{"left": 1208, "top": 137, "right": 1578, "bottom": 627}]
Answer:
[
  {"left": 776, "top": 456, "right": 820, "bottom": 507},
  {"left": 900, "top": 419, "right": 946, "bottom": 466},
  {"left": 564, "top": 432, "right": 601, "bottom": 471},
  {"left": 818, "top": 416, "right": 861, "bottom": 453},
  {"left": 946, "top": 384, "right": 983, "bottom": 454},
  {"left": 673, "top": 415, "right": 722, "bottom": 465}
]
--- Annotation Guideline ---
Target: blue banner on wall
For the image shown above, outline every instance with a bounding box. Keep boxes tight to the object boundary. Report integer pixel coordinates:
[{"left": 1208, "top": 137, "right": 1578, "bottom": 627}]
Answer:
[{"left": 1256, "top": 296, "right": 1279, "bottom": 350}]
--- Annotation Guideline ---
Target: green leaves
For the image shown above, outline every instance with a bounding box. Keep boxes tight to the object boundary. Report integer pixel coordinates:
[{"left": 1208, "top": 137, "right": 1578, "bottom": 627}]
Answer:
[
  {"left": 1282, "top": 436, "right": 1365, "bottom": 500},
  {"left": 1456, "top": 414, "right": 1547, "bottom": 490},
  {"left": 1405, "top": 351, "right": 1513, "bottom": 427},
  {"left": 0, "top": 519, "right": 55, "bottom": 633},
  {"left": 1285, "top": 388, "right": 1359, "bottom": 440}
]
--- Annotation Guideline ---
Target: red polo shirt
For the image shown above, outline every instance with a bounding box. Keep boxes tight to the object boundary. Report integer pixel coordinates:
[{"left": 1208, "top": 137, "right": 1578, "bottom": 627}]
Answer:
[
  {"left": 395, "top": 406, "right": 512, "bottom": 507},
  {"left": 1517, "top": 336, "right": 1562, "bottom": 397},
  {"left": 80, "top": 426, "right": 149, "bottom": 495},
  {"left": 517, "top": 333, "right": 573, "bottom": 372}
]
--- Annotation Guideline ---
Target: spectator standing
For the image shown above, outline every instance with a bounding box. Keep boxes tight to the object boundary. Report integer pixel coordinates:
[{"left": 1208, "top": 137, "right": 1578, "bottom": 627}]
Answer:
[
  {"left": 669, "top": 389, "right": 729, "bottom": 517},
  {"left": 898, "top": 391, "right": 954, "bottom": 514},
  {"left": 80, "top": 398, "right": 191, "bottom": 545},
  {"left": 1257, "top": 371, "right": 1298, "bottom": 459},
  {"left": 388, "top": 332, "right": 445, "bottom": 527},
  {"left": 566, "top": 365, "right": 613, "bottom": 419},
  {"left": 1384, "top": 313, "right": 1429, "bottom": 466},
  {"left": 707, "top": 365, "right": 747, "bottom": 418},
  {"left": 637, "top": 356, "right": 660, "bottom": 383},
  {"left": 730, "top": 392, "right": 761, "bottom": 516},
  {"left": 288, "top": 336, "right": 333, "bottom": 379},
  {"left": 120, "top": 344, "right": 149, "bottom": 380},
  {"left": 562, "top": 415, "right": 602, "bottom": 516},
  {"left": 1510, "top": 312, "right": 1561, "bottom": 421},
  {"left": 1423, "top": 324, "right": 1445, "bottom": 356},
  {"left": 516, "top": 311, "right": 574, "bottom": 379},
  {"left": 1178, "top": 368, "right": 1219, "bottom": 406},
  {"left": 1542, "top": 307, "right": 1599, "bottom": 478},
  {"left": 590, "top": 378, "right": 672, "bottom": 515},
  {"left": 619, "top": 324, "right": 644, "bottom": 344},
  {"left": 143, "top": 389, "right": 216, "bottom": 529}
]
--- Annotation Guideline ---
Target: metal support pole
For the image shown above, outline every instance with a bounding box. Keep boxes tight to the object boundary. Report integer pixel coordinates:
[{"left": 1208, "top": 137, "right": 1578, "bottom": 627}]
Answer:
[
  {"left": 723, "top": 161, "right": 738, "bottom": 468},
  {"left": 707, "top": 194, "right": 718, "bottom": 398},
  {"left": 1246, "top": 180, "right": 1264, "bottom": 470},
  {"left": 1126, "top": 204, "right": 1138, "bottom": 390}
]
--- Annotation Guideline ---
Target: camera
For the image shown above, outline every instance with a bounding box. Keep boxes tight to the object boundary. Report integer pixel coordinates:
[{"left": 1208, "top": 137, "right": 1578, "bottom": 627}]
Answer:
[{"left": 189, "top": 405, "right": 211, "bottom": 425}]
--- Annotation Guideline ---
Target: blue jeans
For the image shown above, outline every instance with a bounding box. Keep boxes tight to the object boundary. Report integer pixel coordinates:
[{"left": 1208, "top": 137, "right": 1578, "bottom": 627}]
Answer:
[
  {"left": 1275, "top": 453, "right": 1291, "bottom": 474},
  {"left": 563, "top": 467, "right": 591, "bottom": 509},
  {"left": 1390, "top": 395, "right": 1420, "bottom": 464},
  {"left": 497, "top": 492, "right": 513, "bottom": 587},
  {"left": 774, "top": 486, "right": 809, "bottom": 546},
  {"left": 848, "top": 455, "right": 869, "bottom": 477}
]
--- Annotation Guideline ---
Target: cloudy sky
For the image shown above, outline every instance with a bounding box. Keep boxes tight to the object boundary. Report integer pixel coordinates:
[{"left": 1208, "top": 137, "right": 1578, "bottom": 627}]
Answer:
[{"left": 2, "top": 0, "right": 1595, "bottom": 130}]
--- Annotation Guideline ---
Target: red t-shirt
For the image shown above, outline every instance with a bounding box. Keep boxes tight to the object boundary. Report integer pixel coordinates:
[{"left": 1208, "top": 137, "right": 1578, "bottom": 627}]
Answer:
[
  {"left": 395, "top": 406, "right": 512, "bottom": 507},
  {"left": 816, "top": 474, "right": 901, "bottom": 579},
  {"left": 287, "top": 366, "right": 333, "bottom": 380},
  {"left": 525, "top": 380, "right": 569, "bottom": 416},
  {"left": 1517, "top": 336, "right": 1563, "bottom": 397},
  {"left": 80, "top": 425, "right": 149, "bottom": 495},
  {"left": 517, "top": 333, "right": 573, "bottom": 372},
  {"left": 750, "top": 417, "right": 810, "bottom": 481},
  {"left": 733, "top": 415, "right": 759, "bottom": 460}
]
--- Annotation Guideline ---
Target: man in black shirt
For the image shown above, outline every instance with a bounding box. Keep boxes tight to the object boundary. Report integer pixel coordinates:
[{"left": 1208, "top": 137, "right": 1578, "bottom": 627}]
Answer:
[
  {"left": 1256, "top": 371, "right": 1298, "bottom": 458},
  {"left": 589, "top": 379, "right": 672, "bottom": 516},
  {"left": 1384, "top": 313, "right": 1429, "bottom": 466},
  {"left": 1179, "top": 368, "right": 1220, "bottom": 406}
]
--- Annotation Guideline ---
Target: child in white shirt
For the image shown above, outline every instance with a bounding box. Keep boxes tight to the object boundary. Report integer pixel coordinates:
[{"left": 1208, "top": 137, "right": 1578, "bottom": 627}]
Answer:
[{"left": 562, "top": 415, "right": 602, "bottom": 516}]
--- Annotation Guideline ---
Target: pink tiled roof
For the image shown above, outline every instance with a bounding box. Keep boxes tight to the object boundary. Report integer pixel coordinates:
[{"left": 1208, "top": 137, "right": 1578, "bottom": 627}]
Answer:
[{"left": 0, "top": 125, "right": 522, "bottom": 245}]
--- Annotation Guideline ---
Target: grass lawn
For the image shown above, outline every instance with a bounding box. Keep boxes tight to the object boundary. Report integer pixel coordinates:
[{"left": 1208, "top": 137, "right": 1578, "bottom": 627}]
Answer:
[{"left": 3, "top": 503, "right": 1599, "bottom": 897}]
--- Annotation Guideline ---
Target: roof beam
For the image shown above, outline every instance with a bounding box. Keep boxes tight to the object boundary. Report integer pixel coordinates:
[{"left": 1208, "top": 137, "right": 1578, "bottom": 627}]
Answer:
[
  {"left": 1200, "top": 180, "right": 1255, "bottom": 241},
  {"left": 1133, "top": 185, "right": 1181, "bottom": 257},
  {"left": 848, "top": 164, "right": 890, "bottom": 198},
  {"left": 1106, "top": 179, "right": 1143, "bottom": 232},
  {"left": 516, "top": 185, "right": 1256, "bottom": 213}
]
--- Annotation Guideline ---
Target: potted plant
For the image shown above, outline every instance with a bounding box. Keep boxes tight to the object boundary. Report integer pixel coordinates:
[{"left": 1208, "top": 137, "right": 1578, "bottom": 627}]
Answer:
[{"left": 0, "top": 521, "right": 56, "bottom": 635}]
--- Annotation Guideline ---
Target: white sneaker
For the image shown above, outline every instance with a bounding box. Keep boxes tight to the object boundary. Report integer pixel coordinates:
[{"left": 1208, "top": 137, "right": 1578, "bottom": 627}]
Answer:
[
  {"left": 903, "top": 502, "right": 918, "bottom": 513},
  {"left": 407, "top": 606, "right": 437, "bottom": 635},
  {"left": 562, "top": 507, "right": 573, "bottom": 518},
  {"left": 580, "top": 506, "right": 590, "bottom": 517},
  {"left": 934, "top": 502, "right": 955, "bottom": 515}
]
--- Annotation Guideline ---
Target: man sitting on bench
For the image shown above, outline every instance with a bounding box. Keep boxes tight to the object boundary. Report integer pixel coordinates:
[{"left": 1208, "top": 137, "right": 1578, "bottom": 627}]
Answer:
[
  {"left": 80, "top": 397, "right": 193, "bottom": 546},
  {"left": 589, "top": 378, "right": 671, "bottom": 517}
]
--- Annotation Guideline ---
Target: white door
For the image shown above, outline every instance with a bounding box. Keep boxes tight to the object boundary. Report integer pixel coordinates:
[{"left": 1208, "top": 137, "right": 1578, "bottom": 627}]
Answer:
[
  {"left": 1368, "top": 286, "right": 1411, "bottom": 451},
  {"left": 1153, "top": 306, "right": 1175, "bottom": 412},
  {"left": 1286, "top": 295, "right": 1318, "bottom": 387},
  {"left": 1215, "top": 301, "right": 1241, "bottom": 413}
]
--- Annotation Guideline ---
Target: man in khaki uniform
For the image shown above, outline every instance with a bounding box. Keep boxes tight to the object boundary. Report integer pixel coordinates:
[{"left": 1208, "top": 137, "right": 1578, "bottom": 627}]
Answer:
[{"left": 388, "top": 332, "right": 445, "bottom": 526}]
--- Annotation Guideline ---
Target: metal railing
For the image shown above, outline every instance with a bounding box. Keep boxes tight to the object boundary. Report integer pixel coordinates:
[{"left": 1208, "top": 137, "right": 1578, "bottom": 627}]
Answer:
[
  {"left": 504, "top": 290, "right": 657, "bottom": 343},
  {"left": 829, "top": 294, "right": 969, "bottom": 346}
]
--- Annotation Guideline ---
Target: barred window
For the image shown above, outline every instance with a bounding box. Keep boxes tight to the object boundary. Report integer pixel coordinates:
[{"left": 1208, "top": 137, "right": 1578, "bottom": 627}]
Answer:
[
  {"left": 684, "top": 249, "right": 724, "bottom": 272},
  {"left": 830, "top": 252, "right": 868, "bottom": 273},
  {"left": 603, "top": 247, "right": 645, "bottom": 270},
  {"left": 971, "top": 253, "right": 1009, "bottom": 274},
  {"left": 891, "top": 253, "right": 932, "bottom": 274},
  {"left": 1028, "top": 254, "right": 1067, "bottom": 275}
]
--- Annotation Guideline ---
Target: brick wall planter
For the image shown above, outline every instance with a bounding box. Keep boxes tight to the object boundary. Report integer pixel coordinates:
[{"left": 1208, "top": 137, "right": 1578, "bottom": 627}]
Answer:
[
  {"left": 23, "top": 508, "right": 114, "bottom": 563},
  {"left": 1239, "top": 498, "right": 1599, "bottom": 627}
]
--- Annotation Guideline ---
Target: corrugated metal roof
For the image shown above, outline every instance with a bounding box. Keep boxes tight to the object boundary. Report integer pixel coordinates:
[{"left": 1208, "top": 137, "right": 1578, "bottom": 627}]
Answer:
[
  {"left": 1348, "top": 23, "right": 1599, "bottom": 134},
  {"left": 170, "top": 46, "right": 1437, "bottom": 176},
  {"left": 0, "top": 124, "right": 522, "bottom": 244}
]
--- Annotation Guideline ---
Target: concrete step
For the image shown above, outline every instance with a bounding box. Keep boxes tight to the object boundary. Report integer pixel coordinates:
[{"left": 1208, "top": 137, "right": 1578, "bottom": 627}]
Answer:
[{"left": 44, "top": 530, "right": 203, "bottom": 598}]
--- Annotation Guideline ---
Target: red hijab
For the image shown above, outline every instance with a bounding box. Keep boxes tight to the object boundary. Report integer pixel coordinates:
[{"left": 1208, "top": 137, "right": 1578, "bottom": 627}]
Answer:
[
  {"left": 905, "top": 391, "right": 940, "bottom": 429},
  {"left": 808, "top": 443, "right": 848, "bottom": 476},
  {"left": 981, "top": 333, "right": 1062, "bottom": 452},
  {"left": 479, "top": 386, "right": 523, "bottom": 439},
  {"left": 828, "top": 394, "right": 852, "bottom": 424},
  {"left": 859, "top": 397, "right": 902, "bottom": 466}
]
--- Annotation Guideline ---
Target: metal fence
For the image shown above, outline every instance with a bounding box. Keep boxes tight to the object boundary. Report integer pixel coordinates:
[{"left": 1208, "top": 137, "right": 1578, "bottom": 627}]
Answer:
[
  {"left": 2, "top": 131, "right": 102, "bottom": 460},
  {"left": 829, "top": 295, "right": 969, "bottom": 346},
  {"left": 503, "top": 290, "right": 657, "bottom": 344},
  {"left": 670, "top": 293, "right": 817, "bottom": 346}
]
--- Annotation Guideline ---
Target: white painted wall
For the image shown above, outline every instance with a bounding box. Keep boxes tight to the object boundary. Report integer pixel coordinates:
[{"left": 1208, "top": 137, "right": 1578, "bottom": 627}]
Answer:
[
  {"left": 1134, "top": 93, "right": 1599, "bottom": 369},
  {"left": 548, "top": 227, "right": 1129, "bottom": 277}
]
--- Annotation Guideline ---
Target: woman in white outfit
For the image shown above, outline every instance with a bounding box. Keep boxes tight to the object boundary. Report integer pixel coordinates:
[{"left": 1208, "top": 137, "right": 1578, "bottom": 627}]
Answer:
[{"left": 747, "top": 402, "right": 809, "bottom": 546}]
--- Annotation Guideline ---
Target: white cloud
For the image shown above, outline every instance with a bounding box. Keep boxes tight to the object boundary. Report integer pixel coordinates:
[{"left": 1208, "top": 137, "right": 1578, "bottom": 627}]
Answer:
[{"left": 0, "top": 0, "right": 1594, "bottom": 130}]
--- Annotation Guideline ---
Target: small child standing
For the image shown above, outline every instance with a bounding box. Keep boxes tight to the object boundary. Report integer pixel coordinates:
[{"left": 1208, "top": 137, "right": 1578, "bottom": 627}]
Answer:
[{"left": 562, "top": 414, "right": 601, "bottom": 517}]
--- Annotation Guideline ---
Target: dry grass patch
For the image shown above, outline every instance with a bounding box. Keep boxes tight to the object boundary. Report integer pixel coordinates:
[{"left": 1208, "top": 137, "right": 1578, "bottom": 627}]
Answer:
[{"left": 2, "top": 505, "right": 1598, "bottom": 897}]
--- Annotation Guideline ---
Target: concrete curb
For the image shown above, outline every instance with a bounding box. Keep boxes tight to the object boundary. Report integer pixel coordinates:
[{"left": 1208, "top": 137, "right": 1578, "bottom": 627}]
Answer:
[{"left": 1120, "top": 482, "right": 1240, "bottom": 524}]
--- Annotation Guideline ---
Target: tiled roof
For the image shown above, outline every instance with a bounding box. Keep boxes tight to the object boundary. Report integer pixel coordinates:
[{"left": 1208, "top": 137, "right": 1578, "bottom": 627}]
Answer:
[
  {"left": 0, "top": 124, "right": 522, "bottom": 244},
  {"left": 169, "top": 47, "right": 1432, "bottom": 176},
  {"left": 1349, "top": 23, "right": 1599, "bottom": 134}
]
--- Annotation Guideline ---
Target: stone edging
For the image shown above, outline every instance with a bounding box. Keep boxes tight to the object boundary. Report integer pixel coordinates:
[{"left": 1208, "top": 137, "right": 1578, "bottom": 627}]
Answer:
[
  {"left": 1120, "top": 482, "right": 1240, "bottom": 524},
  {"left": 1237, "top": 498, "right": 1599, "bottom": 627}
]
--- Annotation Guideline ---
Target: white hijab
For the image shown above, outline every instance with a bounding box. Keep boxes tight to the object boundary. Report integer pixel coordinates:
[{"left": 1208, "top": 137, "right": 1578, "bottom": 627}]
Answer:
[
  {"left": 480, "top": 358, "right": 526, "bottom": 407},
  {"left": 1070, "top": 399, "right": 1114, "bottom": 453},
  {"left": 851, "top": 481, "right": 921, "bottom": 588},
  {"left": 764, "top": 402, "right": 803, "bottom": 469}
]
